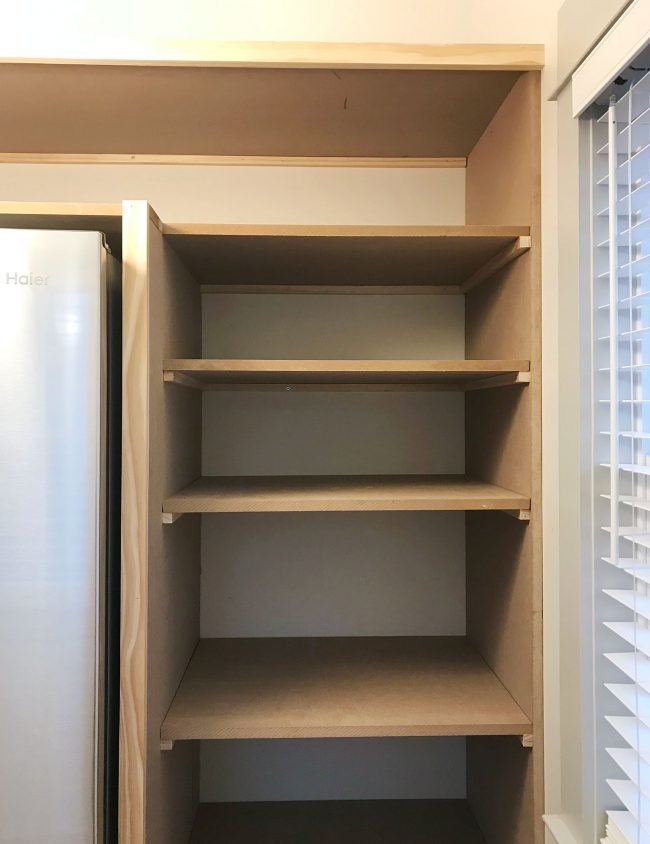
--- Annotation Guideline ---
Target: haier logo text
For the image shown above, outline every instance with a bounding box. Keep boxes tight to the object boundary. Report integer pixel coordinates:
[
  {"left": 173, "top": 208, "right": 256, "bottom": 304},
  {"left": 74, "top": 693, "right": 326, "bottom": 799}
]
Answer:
[{"left": 5, "top": 272, "right": 49, "bottom": 286}]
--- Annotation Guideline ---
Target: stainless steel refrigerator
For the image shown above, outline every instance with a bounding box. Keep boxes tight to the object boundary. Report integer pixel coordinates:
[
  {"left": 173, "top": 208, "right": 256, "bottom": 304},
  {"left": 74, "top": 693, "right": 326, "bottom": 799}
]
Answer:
[{"left": 0, "top": 229, "right": 120, "bottom": 844}]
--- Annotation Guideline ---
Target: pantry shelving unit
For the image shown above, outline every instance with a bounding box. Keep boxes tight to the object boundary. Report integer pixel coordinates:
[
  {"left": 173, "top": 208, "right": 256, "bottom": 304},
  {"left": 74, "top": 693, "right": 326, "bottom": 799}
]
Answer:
[{"left": 1, "top": 39, "right": 542, "bottom": 844}]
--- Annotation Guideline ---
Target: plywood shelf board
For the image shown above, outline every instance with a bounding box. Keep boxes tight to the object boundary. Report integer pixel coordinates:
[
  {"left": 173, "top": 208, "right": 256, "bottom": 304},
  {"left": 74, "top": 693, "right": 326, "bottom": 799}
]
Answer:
[
  {"left": 163, "top": 225, "right": 530, "bottom": 288},
  {"left": 190, "top": 799, "right": 488, "bottom": 843},
  {"left": 464, "top": 71, "right": 543, "bottom": 844},
  {"left": 161, "top": 637, "right": 532, "bottom": 742},
  {"left": 162, "top": 475, "right": 530, "bottom": 515},
  {"left": 163, "top": 358, "right": 530, "bottom": 387}
]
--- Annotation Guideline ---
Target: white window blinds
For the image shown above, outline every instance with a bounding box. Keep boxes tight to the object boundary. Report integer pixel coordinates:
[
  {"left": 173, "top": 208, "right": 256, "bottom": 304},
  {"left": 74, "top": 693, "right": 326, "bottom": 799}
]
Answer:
[{"left": 595, "top": 68, "right": 650, "bottom": 844}]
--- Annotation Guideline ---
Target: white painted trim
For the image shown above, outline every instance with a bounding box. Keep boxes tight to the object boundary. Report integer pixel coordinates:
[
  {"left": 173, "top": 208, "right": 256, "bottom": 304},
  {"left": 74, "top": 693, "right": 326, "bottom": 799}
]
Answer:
[
  {"left": 544, "top": 814, "right": 583, "bottom": 844},
  {"left": 571, "top": 0, "right": 650, "bottom": 115}
]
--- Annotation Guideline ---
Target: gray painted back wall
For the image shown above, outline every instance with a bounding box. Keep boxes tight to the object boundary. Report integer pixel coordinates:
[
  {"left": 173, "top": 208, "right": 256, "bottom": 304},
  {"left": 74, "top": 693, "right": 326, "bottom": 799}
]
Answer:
[{"left": 199, "top": 287, "right": 467, "bottom": 800}]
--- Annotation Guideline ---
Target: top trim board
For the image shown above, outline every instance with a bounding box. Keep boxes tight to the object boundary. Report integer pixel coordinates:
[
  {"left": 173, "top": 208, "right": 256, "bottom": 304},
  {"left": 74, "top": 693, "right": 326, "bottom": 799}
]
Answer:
[{"left": 1, "top": 40, "right": 545, "bottom": 70}]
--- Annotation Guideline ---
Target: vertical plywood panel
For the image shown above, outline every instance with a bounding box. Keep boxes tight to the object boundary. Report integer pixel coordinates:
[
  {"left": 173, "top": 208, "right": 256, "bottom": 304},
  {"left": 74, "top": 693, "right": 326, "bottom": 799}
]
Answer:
[
  {"left": 121, "top": 200, "right": 202, "bottom": 844},
  {"left": 465, "top": 388, "right": 531, "bottom": 499},
  {"left": 464, "top": 71, "right": 543, "bottom": 844},
  {"left": 146, "top": 213, "right": 202, "bottom": 844},
  {"left": 465, "top": 255, "right": 531, "bottom": 360},
  {"left": 466, "top": 513, "right": 533, "bottom": 717},
  {"left": 466, "top": 73, "right": 538, "bottom": 226},
  {"left": 467, "top": 736, "right": 534, "bottom": 844},
  {"left": 120, "top": 201, "right": 150, "bottom": 844}
]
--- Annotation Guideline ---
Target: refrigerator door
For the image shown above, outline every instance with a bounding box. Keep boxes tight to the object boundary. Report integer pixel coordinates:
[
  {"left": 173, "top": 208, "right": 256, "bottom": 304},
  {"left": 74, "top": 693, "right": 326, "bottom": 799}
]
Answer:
[{"left": 0, "top": 230, "right": 105, "bottom": 844}]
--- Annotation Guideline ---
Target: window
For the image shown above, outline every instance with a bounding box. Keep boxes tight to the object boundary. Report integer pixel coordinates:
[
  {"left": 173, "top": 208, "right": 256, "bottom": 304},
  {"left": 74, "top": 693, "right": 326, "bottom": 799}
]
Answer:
[{"left": 592, "top": 65, "right": 650, "bottom": 844}]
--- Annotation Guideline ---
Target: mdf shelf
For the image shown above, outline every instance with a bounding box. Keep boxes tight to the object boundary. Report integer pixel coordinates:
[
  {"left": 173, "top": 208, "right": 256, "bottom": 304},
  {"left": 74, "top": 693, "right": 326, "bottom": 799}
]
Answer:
[
  {"left": 162, "top": 475, "right": 530, "bottom": 519},
  {"left": 163, "top": 358, "right": 531, "bottom": 391},
  {"left": 163, "top": 224, "right": 531, "bottom": 291},
  {"left": 160, "top": 637, "right": 532, "bottom": 745},
  {"left": 190, "top": 800, "right": 487, "bottom": 844}
]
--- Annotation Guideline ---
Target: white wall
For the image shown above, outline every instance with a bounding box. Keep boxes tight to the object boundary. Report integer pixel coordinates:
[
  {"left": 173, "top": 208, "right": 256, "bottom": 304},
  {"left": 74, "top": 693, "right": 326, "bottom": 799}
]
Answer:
[
  {"left": 1, "top": 0, "right": 558, "bottom": 55},
  {"left": 1, "top": 166, "right": 465, "bottom": 226},
  {"left": 543, "top": 82, "right": 588, "bottom": 844},
  {"left": 200, "top": 738, "right": 466, "bottom": 802}
]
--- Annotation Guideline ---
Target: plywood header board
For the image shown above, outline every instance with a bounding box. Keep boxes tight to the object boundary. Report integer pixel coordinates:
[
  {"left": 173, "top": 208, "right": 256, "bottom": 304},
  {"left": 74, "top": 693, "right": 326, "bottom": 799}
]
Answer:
[
  {"left": 0, "top": 64, "right": 523, "bottom": 160},
  {"left": 0, "top": 43, "right": 542, "bottom": 163}
]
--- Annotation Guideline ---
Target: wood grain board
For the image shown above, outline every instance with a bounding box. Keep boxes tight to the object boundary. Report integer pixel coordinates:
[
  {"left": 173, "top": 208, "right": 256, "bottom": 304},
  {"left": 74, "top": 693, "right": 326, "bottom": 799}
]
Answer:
[
  {"left": 465, "top": 71, "right": 543, "bottom": 844},
  {"left": 190, "top": 799, "right": 487, "bottom": 843},
  {"left": 164, "top": 225, "right": 530, "bottom": 288},
  {"left": 0, "top": 65, "right": 520, "bottom": 158},
  {"left": 161, "top": 637, "right": 532, "bottom": 742},
  {"left": 119, "top": 201, "right": 149, "bottom": 844},
  {"left": 163, "top": 359, "right": 530, "bottom": 387},
  {"left": 162, "top": 475, "right": 530, "bottom": 515},
  {"left": 0, "top": 152, "right": 466, "bottom": 169},
  {"left": 144, "top": 205, "right": 203, "bottom": 844},
  {"left": 1, "top": 40, "right": 544, "bottom": 70}
]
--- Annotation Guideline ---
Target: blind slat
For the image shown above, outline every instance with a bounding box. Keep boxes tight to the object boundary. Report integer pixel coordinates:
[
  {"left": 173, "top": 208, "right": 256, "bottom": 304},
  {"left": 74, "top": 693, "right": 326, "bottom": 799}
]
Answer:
[{"left": 606, "top": 651, "right": 650, "bottom": 682}]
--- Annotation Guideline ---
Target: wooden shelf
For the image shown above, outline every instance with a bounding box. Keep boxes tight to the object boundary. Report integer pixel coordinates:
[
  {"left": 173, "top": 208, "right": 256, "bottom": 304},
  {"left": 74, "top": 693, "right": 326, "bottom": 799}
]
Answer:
[
  {"left": 163, "top": 359, "right": 531, "bottom": 391},
  {"left": 162, "top": 475, "right": 530, "bottom": 518},
  {"left": 161, "top": 637, "right": 531, "bottom": 745},
  {"left": 163, "top": 225, "right": 531, "bottom": 290},
  {"left": 190, "top": 799, "right": 487, "bottom": 843}
]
